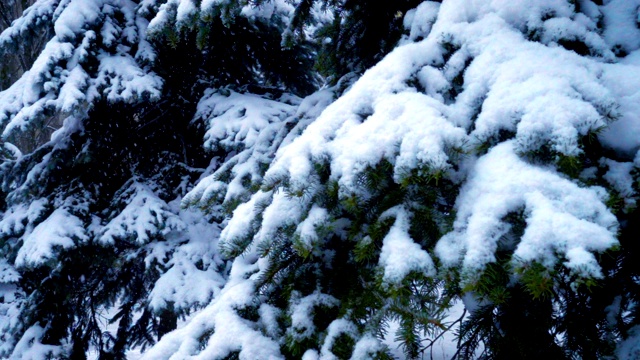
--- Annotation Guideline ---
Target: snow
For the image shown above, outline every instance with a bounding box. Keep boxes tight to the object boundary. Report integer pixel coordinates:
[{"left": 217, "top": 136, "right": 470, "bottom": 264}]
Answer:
[
  {"left": 153, "top": 0, "right": 639, "bottom": 357},
  {"left": 319, "top": 319, "right": 358, "bottom": 359},
  {"left": 100, "top": 182, "right": 185, "bottom": 245},
  {"left": 4, "top": 0, "right": 640, "bottom": 358},
  {"left": 295, "top": 205, "right": 329, "bottom": 254},
  {"left": 617, "top": 325, "right": 640, "bottom": 360},
  {"left": 176, "top": 0, "right": 197, "bottom": 24},
  {"left": 58, "top": 66, "right": 89, "bottom": 112},
  {"left": 254, "top": 190, "right": 307, "bottom": 248},
  {"left": 378, "top": 207, "right": 435, "bottom": 284},
  {"left": 599, "top": 55, "right": 640, "bottom": 155},
  {"left": 601, "top": 158, "right": 636, "bottom": 207},
  {"left": 1, "top": 0, "right": 162, "bottom": 140},
  {"left": 0, "top": 0, "right": 58, "bottom": 49},
  {"left": 350, "top": 334, "right": 386, "bottom": 360},
  {"left": 402, "top": 1, "right": 440, "bottom": 44},
  {"left": 0, "top": 261, "right": 19, "bottom": 284},
  {"left": 8, "top": 325, "right": 64, "bottom": 360},
  {"left": 0, "top": 199, "right": 48, "bottom": 236},
  {"left": 184, "top": 90, "right": 301, "bottom": 210},
  {"left": 288, "top": 291, "right": 339, "bottom": 340},
  {"left": 436, "top": 141, "right": 617, "bottom": 277},
  {"left": 601, "top": 0, "right": 640, "bottom": 54},
  {"left": 148, "top": 207, "right": 225, "bottom": 313},
  {"left": 239, "top": 0, "right": 294, "bottom": 23},
  {"left": 0, "top": 282, "right": 23, "bottom": 356},
  {"left": 218, "top": 190, "right": 272, "bottom": 254},
  {"left": 15, "top": 207, "right": 87, "bottom": 267},
  {"left": 54, "top": 0, "right": 102, "bottom": 41},
  {"left": 139, "top": 243, "right": 283, "bottom": 360}
]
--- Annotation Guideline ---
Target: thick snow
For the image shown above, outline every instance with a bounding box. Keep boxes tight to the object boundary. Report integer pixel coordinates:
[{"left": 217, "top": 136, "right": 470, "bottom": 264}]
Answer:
[
  {"left": 436, "top": 141, "right": 617, "bottom": 277},
  {"left": 4, "top": 0, "right": 640, "bottom": 358},
  {"left": 100, "top": 182, "right": 185, "bottom": 245},
  {"left": 0, "top": 199, "right": 48, "bottom": 236},
  {"left": 15, "top": 207, "right": 87, "bottom": 267},
  {"left": 148, "top": 207, "right": 226, "bottom": 313},
  {"left": 8, "top": 325, "right": 64, "bottom": 360},
  {"left": 601, "top": 158, "right": 636, "bottom": 207},
  {"left": 600, "top": 0, "right": 640, "bottom": 54},
  {"left": 148, "top": 0, "right": 640, "bottom": 358},
  {"left": 0, "top": 0, "right": 162, "bottom": 139},
  {"left": 378, "top": 207, "right": 436, "bottom": 284},
  {"left": 184, "top": 90, "right": 299, "bottom": 209},
  {"left": 139, "top": 242, "right": 283, "bottom": 360}
]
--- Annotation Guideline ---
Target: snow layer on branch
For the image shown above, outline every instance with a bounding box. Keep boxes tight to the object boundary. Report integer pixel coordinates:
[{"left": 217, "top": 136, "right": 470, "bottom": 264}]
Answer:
[
  {"left": 15, "top": 206, "right": 88, "bottom": 267},
  {"left": 436, "top": 141, "right": 618, "bottom": 277},
  {"left": 8, "top": 325, "right": 64, "bottom": 360},
  {"left": 218, "top": 190, "right": 272, "bottom": 252},
  {"left": 149, "top": 0, "right": 640, "bottom": 357},
  {"left": 288, "top": 291, "right": 339, "bottom": 341},
  {"left": 601, "top": 158, "right": 636, "bottom": 207},
  {"left": 149, "top": 0, "right": 294, "bottom": 33},
  {"left": 0, "top": 259, "right": 22, "bottom": 356},
  {"left": 264, "top": 39, "right": 463, "bottom": 194},
  {"left": 319, "top": 319, "right": 358, "bottom": 360},
  {"left": 599, "top": 53, "right": 640, "bottom": 154},
  {"left": 402, "top": 1, "right": 440, "bottom": 43},
  {"left": 0, "top": 260, "right": 19, "bottom": 284},
  {"left": 140, "top": 238, "right": 282, "bottom": 360},
  {"left": 148, "top": 0, "right": 192, "bottom": 31},
  {"left": 0, "top": 0, "right": 161, "bottom": 138},
  {"left": 54, "top": 0, "right": 102, "bottom": 40},
  {"left": 197, "top": 90, "right": 296, "bottom": 152},
  {"left": 0, "top": 198, "right": 48, "bottom": 237},
  {"left": 259, "top": 0, "right": 634, "bottom": 280},
  {"left": 148, "top": 207, "right": 225, "bottom": 312},
  {"left": 295, "top": 205, "right": 328, "bottom": 254},
  {"left": 100, "top": 182, "right": 185, "bottom": 245},
  {"left": 239, "top": 0, "right": 294, "bottom": 23},
  {"left": 184, "top": 91, "right": 299, "bottom": 208},
  {"left": 0, "top": 283, "right": 23, "bottom": 357},
  {"left": 185, "top": 88, "right": 336, "bottom": 216},
  {"left": 601, "top": 0, "right": 640, "bottom": 54},
  {"left": 378, "top": 207, "right": 435, "bottom": 284},
  {"left": 350, "top": 334, "right": 386, "bottom": 360},
  {"left": 0, "top": 0, "right": 59, "bottom": 51}
]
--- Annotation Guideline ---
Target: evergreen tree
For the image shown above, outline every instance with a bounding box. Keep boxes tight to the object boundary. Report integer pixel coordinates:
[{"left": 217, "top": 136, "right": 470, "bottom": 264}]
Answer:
[
  {"left": 2, "top": 0, "right": 640, "bottom": 359},
  {"left": 0, "top": 0, "right": 315, "bottom": 358}
]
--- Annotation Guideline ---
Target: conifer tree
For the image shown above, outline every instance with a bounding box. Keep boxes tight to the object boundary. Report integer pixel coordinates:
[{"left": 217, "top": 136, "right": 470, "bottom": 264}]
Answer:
[
  {"left": 148, "top": 0, "right": 640, "bottom": 359},
  {"left": 3, "top": 0, "right": 640, "bottom": 359},
  {"left": 0, "top": 0, "right": 316, "bottom": 358}
]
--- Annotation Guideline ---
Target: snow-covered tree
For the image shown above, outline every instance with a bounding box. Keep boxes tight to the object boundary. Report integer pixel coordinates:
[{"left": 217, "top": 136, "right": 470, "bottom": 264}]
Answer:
[
  {"left": 0, "top": 0, "right": 317, "bottom": 358},
  {"left": 3, "top": 0, "right": 640, "bottom": 359}
]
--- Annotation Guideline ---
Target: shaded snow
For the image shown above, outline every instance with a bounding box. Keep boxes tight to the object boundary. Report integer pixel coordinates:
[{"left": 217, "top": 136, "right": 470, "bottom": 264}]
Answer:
[{"left": 15, "top": 207, "right": 87, "bottom": 267}]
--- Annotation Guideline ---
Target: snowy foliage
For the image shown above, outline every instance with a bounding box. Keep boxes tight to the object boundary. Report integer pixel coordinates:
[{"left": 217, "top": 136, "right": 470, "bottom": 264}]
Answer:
[
  {"left": 3, "top": 0, "right": 640, "bottom": 358},
  {"left": 0, "top": 0, "right": 162, "bottom": 138}
]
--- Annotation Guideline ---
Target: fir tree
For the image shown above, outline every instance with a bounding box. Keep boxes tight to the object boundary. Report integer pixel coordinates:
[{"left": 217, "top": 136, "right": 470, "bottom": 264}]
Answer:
[{"left": 2, "top": 0, "right": 640, "bottom": 359}]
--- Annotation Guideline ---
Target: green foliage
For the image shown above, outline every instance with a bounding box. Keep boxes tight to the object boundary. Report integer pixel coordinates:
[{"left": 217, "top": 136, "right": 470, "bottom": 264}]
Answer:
[
  {"left": 516, "top": 261, "right": 555, "bottom": 300},
  {"left": 313, "top": 0, "right": 424, "bottom": 80},
  {"left": 330, "top": 333, "right": 356, "bottom": 359},
  {"left": 149, "top": 3, "right": 318, "bottom": 96}
]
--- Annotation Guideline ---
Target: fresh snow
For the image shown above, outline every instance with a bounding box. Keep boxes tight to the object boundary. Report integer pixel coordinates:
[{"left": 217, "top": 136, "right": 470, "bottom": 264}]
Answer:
[
  {"left": 3, "top": 0, "right": 640, "bottom": 358},
  {"left": 15, "top": 207, "right": 87, "bottom": 267}
]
